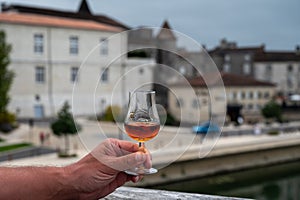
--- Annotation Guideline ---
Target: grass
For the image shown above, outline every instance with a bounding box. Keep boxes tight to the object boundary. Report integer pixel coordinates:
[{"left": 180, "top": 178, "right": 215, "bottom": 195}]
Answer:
[{"left": 0, "top": 143, "right": 32, "bottom": 152}]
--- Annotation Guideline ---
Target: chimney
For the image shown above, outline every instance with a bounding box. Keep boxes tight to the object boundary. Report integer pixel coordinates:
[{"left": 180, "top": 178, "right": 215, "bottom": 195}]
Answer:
[{"left": 296, "top": 45, "right": 300, "bottom": 55}]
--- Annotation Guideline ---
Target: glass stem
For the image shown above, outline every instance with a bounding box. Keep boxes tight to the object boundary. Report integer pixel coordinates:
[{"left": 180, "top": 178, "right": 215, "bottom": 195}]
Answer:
[{"left": 138, "top": 142, "right": 145, "bottom": 153}]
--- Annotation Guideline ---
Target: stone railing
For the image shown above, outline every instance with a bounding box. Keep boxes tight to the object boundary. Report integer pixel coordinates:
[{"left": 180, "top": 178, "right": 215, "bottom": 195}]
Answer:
[{"left": 104, "top": 187, "right": 250, "bottom": 200}]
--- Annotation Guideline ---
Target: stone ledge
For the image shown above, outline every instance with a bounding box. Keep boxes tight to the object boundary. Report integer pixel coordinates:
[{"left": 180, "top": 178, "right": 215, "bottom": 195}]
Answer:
[{"left": 104, "top": 187, "right": 250, "bottom": 200}]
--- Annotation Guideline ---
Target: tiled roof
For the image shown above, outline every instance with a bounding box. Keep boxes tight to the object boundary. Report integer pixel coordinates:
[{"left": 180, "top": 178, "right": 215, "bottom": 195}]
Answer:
[
  {"left": 209, "top": 46, "right": 264, "bottom": 55},
  {"left": 0, "top": 12, "right": 123, "bottom": 32},
  {"left": 209, "top": 43, "right": 300, "bottom": 62},
  {"left": 171, "top": 72, "right": 276, "bottom": 88},
  {"left": 254, "top": 51, "right": 300, "bottom": 62},
  {"left": 1, "top": 2, "right": 129, "bottom": 29},
  {"left": 220, "top": 73, "right": 275, "bottom": 87}
]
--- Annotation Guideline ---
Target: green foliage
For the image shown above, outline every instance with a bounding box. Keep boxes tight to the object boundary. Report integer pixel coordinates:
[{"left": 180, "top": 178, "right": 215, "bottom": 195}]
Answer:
[
  {"left": 51, "top": 102, "right": 81, "bottom": 156},
  {"left": 267, "top": 130, "right": 279, "bottom": 136},
  {"left": 0, "top": 143, "right": 31, "bottom": 152},
  {"left": 51, "top": 101, "right": 81, "bottom": 136},
  {"left": 165, "top": 112, "right": 179, "bottom": 126},
  {"left": 101, "top": 105, "right": 121, "bottom": 122},
  {"left": 261, "top": 100, "right": 282, "bottom": 121},
  {"left": 0, "top": 31, "right": 13, "bottom": 113},
  {"left": 0, "top": 111, "right": 16, "bottom": 124},
  {"left": 0, "top": 111, "right": 16, "bottom": 133}
]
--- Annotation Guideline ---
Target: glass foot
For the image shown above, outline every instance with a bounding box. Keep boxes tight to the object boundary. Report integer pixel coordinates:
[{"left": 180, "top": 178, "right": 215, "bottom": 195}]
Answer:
[{"left": 125, "top": 167, "right": 158, "bottom": 176}]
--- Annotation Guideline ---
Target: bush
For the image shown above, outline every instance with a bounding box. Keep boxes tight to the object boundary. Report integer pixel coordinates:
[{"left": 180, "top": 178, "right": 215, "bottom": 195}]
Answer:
[
  {"left": 101, "top": 105, "right": 122, "bottom": 122},
  {"left": 261, "top": 101, "right": 282, "bottom": 121},
  {"left": 0, "top": 112, "right": 15, "bottom": 124},
  {"left": 267, "top": 130, "right": 279, "bottom": 136},
  {"left": 0, "top": 112, "right": 16, "bottom": 133},
  {"left": 165, "top": 112, "right": 179, "bottom": 126}
]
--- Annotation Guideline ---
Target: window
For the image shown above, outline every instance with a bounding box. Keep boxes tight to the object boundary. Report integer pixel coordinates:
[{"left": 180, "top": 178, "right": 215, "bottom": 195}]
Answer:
[
  {"left": 192, "top": 99, "right": 200, "bottom": 108},
  {"left": 34, "top": 34, "right": 44, "bottom": 54},
  {"left": 258, "top": 91, "right": 262, "bottom": 99},
  {"left": 264, "top": 92, "right": 270, "bottom": 99},
  {"left": 287, "top": 64, "right": 294, "bottom": 88},
  {"left": 232, "top": 92, "right": 237, "bottom": 100},
  {"left": 241, "top": 92, "right": 246, "bottom": 99},
  {"left": 176, "top": 98, "right": 184, "bottom": 108},
  {"left": 100, "top": 68, "right": 109, "bottom": 82},
  {"left": 71, "top": 67, "right": 79, "bottom": 82},
  {"left": 248, "top": 104, "right": 253, "bottom": 110},
  {"left": 244, "top": 54, "right": 251, "bottom": 61},
  {"left": 100, "top": 38, "right": 108, "bottom": 55},
  {"left": 249, "top": 91, "right": 253, "bottom": 99},
  {"left": 265, "top": 65, "right": 272, "bottom": 82},
  {"left": 223, "top": 63, "right": 231, "bottom": 72},
  {"left": 225, "top": 54, "right": 231, "bottom": 62},
  {"left": 237, "top": 91, "right": 241, "bottom": 100},
  {"left": 34, "top": 105, "right": 44, "bottom": 118},
  {"left": 243, "top": 63, "right": 251, "bottom": 75},
  {"left": 35, "top": 66, "right": 45, "bottom": 83},
  {"left": 70, "top": 36, "right": 79, "bottom": 55}
]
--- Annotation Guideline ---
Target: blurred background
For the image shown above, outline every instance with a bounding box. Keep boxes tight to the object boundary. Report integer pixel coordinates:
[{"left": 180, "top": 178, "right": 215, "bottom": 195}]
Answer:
[{"left": 0, "top": 0, "right": 299, "bottom": 199}]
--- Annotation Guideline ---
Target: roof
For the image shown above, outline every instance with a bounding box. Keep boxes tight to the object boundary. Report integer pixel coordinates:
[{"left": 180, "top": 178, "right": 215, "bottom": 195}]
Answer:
[
  {"left": 209, "top": 46, "right": 264, "bottom": 55},
  {"left": 156, "top": 20, "right": 176, "bottom": 40},
  {"left": 209, "top": 40, "right": 300, "bottom": 62},
  {"left": 220, "top": 73, "right": 275, "bottom": 87},
  {"left": 0, "top": 12, "right": 123, "bottom": 32},
  {"left": 0, "top": 0, "right": 129, "bottom": 29},
  {"left": 254, "top": 51, "right": 300, "bottom": 62},
  {"left": 171, "top": 72, "right": 276, "bottom": 88}
]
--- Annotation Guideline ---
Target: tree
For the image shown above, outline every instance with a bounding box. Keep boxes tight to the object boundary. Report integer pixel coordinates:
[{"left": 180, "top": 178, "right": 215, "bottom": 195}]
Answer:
[
  {"left": 261, "top": 100, "right": 282, "bottom": 122},
  {"left": 0, "top": 30, "right": 15, "bottom": 132},
  {"left": 51, "top": 101, "right": 81, "bottom": 156},
  {"left": 0, "top": 31, "right": 13, "bottom": 113}
]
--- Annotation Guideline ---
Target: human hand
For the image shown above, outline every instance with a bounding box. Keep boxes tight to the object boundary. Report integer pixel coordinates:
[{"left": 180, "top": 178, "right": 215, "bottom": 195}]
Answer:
[{"left": 65, "top": 138, "right": 151, "bottom": 200}]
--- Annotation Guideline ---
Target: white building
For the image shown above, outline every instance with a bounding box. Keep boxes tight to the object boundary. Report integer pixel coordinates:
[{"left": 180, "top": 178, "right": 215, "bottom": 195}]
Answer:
[
  {"left": 0, "top": 1, "right": 155, "bottom": 118},
  {"left": 169, "top": 73, "right": 276, "bottom": 124},
  {"left": 254, "top": 50, "right": 300, "bottom": 96}
]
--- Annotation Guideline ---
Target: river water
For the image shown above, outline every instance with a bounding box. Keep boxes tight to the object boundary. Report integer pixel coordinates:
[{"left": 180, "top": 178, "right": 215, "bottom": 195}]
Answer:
[{"left": 151, "top": 161, "right": 300, "bottom": 200}]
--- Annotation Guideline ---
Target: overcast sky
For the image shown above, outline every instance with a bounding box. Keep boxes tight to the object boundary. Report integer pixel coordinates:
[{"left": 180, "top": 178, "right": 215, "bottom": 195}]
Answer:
[{"left": 2, "top": 0, "right": 300, "bottom": 50}]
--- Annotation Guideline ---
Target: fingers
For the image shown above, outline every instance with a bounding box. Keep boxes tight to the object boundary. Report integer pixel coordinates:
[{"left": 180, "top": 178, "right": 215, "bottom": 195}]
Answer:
[
  {"left": 143, "top": 148, "right": 152, "bottom": 169},
  {"left": 131, "top": 175, "right": 143, "bottom": 183},
  {"left": 91, "top": 138, "right": 153, "bottom": 173},
  {"left": 108, "top": 138, "right": 140, "bottom": 153},
  {"left": 118, "top": 152, "right": 147, "bottom": 170}
]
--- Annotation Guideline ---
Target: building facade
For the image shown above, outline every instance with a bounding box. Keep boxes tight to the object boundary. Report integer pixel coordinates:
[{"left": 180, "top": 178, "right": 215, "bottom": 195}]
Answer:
[
  {"left": 0, "top": 1, "right": 155, "bottom": 118},
  {"left": 168, "top": 73, "right": 276, "bottom": 124},
  {"left": 209, "top": 39, "right": 300, "bottom": 99},
  {"left": 254, "top": 49, "right": 300, "bottom": 97}
]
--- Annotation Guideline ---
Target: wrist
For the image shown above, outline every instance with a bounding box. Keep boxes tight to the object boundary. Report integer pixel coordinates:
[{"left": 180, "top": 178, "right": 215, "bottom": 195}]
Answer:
[{"left": 49, "top": 166, "right": 79, "bottom": 200}]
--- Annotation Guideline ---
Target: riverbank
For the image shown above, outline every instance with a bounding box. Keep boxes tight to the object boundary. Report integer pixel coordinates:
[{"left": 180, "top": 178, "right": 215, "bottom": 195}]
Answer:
[
  {"left": 130, "top": 131, "right": 300, "bottom": 187},
  {"left": 150, "top": 160, "right": 300, "bottom": 200}
]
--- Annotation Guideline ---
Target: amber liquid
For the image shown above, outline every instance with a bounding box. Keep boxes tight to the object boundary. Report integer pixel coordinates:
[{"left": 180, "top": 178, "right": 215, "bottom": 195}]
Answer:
[{"left": 124, "top": 122, "right": 160, "bottom": 142}]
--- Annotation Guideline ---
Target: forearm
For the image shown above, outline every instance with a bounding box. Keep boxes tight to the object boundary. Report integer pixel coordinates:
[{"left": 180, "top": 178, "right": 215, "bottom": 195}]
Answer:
[{"left": 0, "top": 166, "right": 78, "bottom": 200}]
